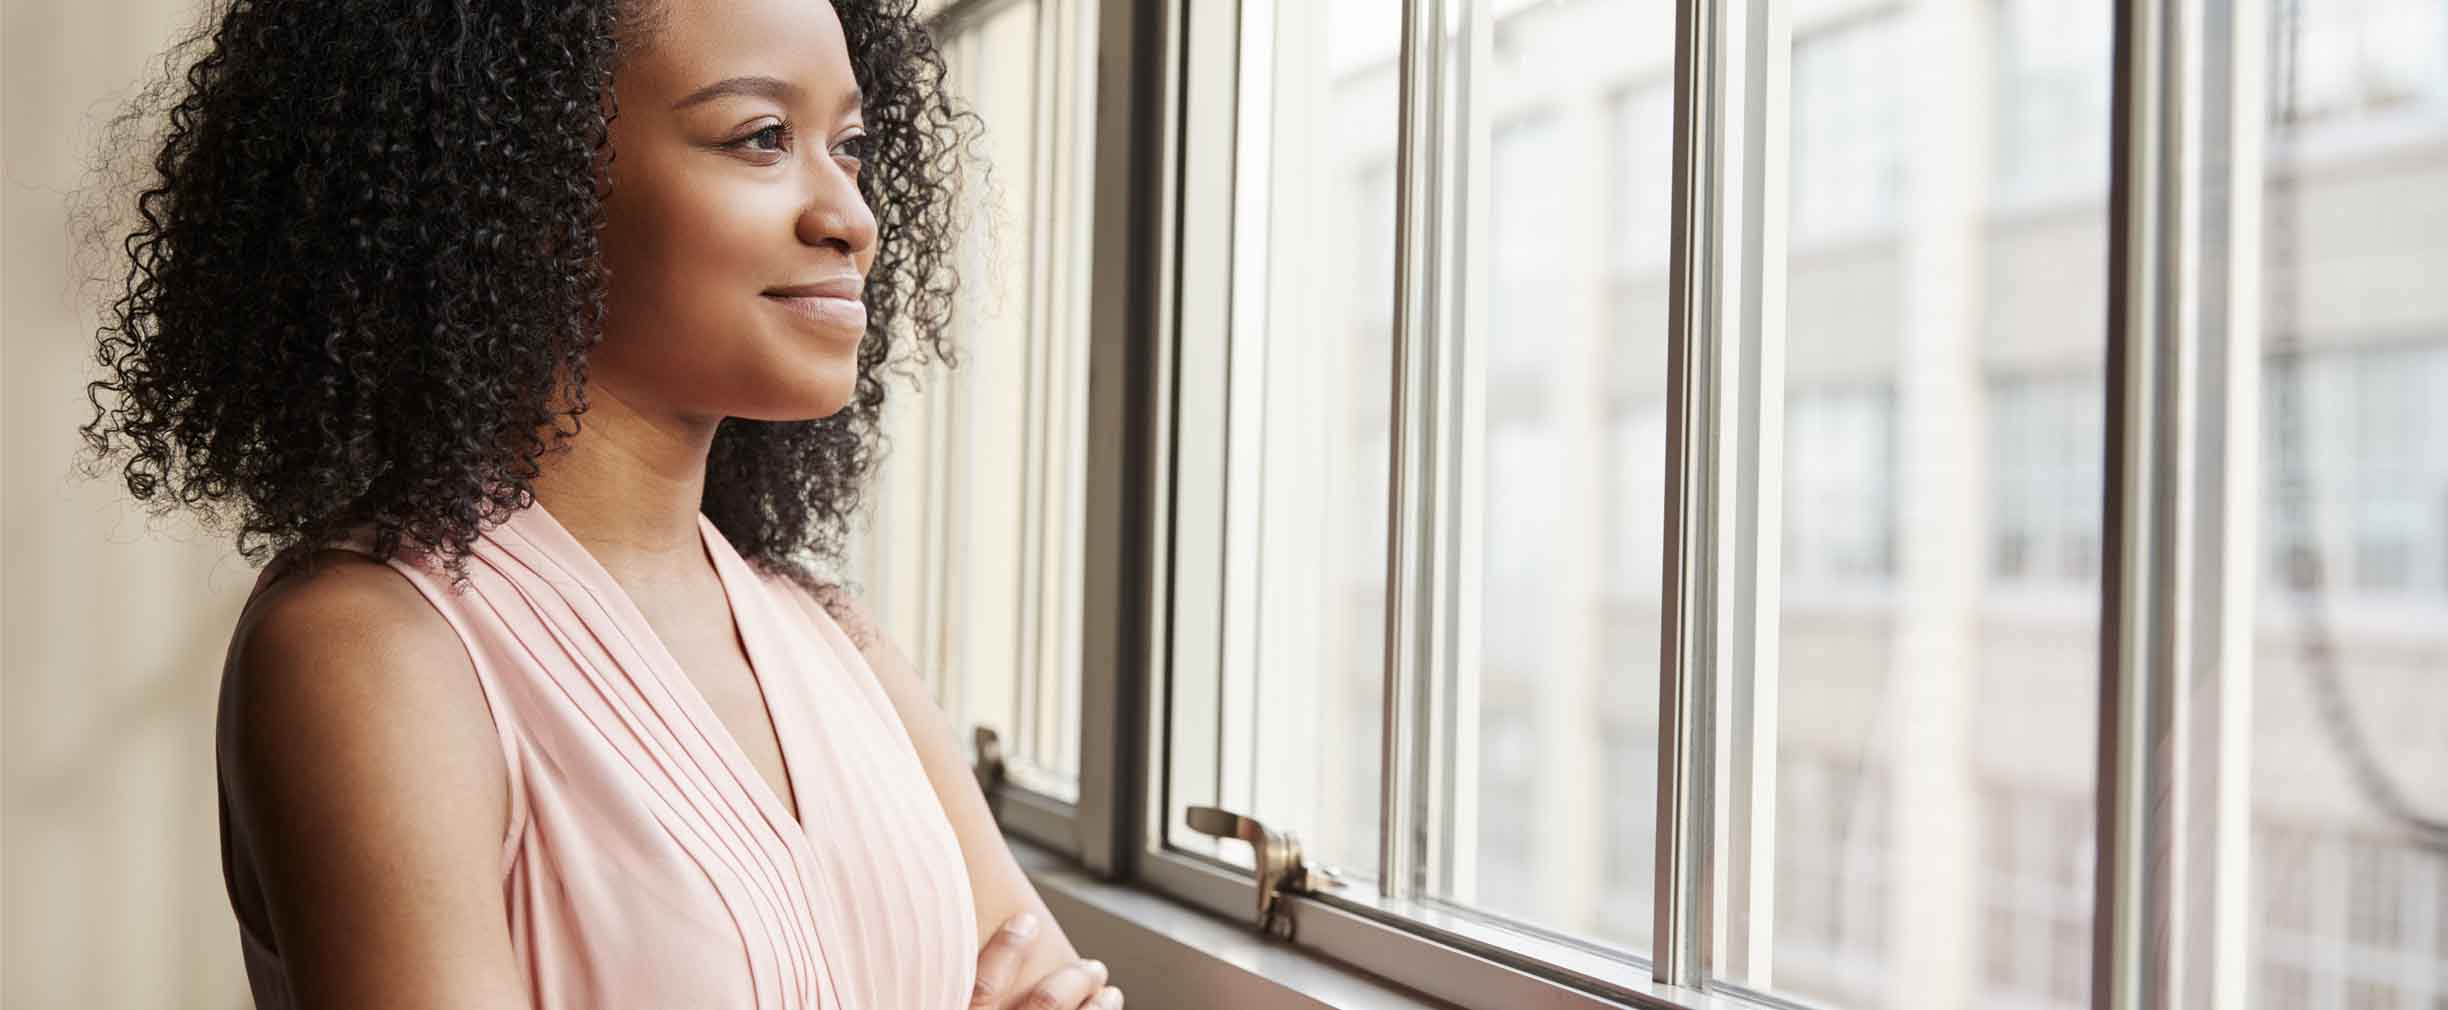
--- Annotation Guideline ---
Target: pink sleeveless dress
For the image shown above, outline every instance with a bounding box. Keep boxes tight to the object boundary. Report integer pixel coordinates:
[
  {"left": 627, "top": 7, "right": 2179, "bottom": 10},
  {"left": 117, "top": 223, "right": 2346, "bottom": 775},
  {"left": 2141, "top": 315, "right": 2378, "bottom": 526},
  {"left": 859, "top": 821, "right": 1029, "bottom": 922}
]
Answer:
[{"left": 217, "top": 500, "right": 979, "bottom": 1009}]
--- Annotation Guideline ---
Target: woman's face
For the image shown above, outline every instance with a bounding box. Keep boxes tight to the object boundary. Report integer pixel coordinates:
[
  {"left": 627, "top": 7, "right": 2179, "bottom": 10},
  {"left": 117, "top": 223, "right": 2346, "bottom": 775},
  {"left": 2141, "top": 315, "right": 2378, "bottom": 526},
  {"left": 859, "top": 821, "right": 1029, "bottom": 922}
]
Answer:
[{"left": 593, "top": 0, "right": 877, "bottom": 426}]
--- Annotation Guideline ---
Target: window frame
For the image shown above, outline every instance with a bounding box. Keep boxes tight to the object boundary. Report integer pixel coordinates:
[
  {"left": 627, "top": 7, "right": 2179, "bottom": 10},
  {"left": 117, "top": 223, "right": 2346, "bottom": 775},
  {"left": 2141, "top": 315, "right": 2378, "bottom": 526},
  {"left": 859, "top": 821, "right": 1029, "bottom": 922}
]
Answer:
[
  {"left": 902, "top": 0, "right": 1108, "bottom": 859},
  {"left": 950, "top": 1, "right": 2330, "bottom": 1009}
]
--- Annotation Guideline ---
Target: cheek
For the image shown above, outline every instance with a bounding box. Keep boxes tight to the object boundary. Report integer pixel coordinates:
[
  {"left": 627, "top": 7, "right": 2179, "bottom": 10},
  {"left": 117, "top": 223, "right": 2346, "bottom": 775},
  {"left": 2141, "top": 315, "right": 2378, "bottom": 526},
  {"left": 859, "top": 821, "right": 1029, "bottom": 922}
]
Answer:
[
  {"left": 611, "top": 183, "right": 777, "bottom": 299},
  {"left": 600, "top": 171, "right": 796, "bottom": 353}
]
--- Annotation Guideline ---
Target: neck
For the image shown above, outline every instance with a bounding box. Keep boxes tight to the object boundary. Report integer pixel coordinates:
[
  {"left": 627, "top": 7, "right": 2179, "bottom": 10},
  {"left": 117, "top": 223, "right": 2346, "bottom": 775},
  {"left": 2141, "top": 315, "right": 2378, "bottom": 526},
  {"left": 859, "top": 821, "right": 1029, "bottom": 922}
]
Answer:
[{"left": 528, "top": 382, "right": 723, "bottom": 581}]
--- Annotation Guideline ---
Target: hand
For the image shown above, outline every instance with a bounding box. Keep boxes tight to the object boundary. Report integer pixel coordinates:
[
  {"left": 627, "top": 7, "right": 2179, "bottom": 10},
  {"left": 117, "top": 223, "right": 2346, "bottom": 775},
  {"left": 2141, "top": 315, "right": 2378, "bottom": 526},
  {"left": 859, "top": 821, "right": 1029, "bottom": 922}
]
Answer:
[{"left": 971, "top": 912, "right": 1125, "bottom": 1010}]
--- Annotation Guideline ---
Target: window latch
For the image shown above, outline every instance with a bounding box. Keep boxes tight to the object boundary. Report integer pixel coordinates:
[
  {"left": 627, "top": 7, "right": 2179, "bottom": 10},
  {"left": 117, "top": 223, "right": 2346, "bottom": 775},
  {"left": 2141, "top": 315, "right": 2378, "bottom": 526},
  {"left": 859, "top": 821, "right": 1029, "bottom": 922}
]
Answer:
[
  {"left": 1184, "top": 805, "right": 1345, "bottom": 939},
  {"left": 972, "top": 725, "right": 1006, "bottom": 798}
]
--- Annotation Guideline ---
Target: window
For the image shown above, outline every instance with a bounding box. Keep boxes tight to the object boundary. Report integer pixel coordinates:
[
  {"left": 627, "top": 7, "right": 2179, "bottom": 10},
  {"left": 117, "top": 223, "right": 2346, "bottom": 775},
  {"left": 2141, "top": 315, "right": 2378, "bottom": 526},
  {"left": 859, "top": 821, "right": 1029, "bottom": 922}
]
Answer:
[
  {"left": 1783, "top": 386, "right": 1894, "bottom": 589},
  {"left": 1596, "top": 725, "right": 1660, "bottom": 945},
  {"left": 934, "top": 1, "right": 2448, "bottom": 1009},
  {"left": 2253, "top": 824, "right": 2446, "bottom": 1010},
  {"left": 2262, "top": 344, "right": 2448, "bottom": 601},
  {"left": 1978, "top": 785, "right": 2093, "bottom": 1010},
  {"left": 1158, "top": 0, "right": 1681, "bottom": 974},
  {"left": 1993, "top": 0, "right": 2113, "bottom": 207},
  {"left": 1719, "top": 4, "right": 2112, "bottom": 1006},
  {"left": 1790, "top": 14, "right": 1904, "bottom": 245},
  {"left": 1612, "top": 86, "right": 1675, "bottom": 277},
  {"left": 2275, "top": 0, "right": 2448, "bottom": 125},
  {"left": 2251, "top": 13, "right": 2448, "bottom": 1008},
  {"left": 1158, "top": 0, "right": 1399, "bottom": 884},
  {"left": 1489, "top": 114, "right": 1572, "bottom": 393},
  {"left": 852, "top": 0, "right": 1098, "bottom": 815},
  {"left": 1990, "top": 376, "right": 2105, "bottom": 588},
  {"left": 1771, "top": 752, "right": 1890, "bottom": 1007}
]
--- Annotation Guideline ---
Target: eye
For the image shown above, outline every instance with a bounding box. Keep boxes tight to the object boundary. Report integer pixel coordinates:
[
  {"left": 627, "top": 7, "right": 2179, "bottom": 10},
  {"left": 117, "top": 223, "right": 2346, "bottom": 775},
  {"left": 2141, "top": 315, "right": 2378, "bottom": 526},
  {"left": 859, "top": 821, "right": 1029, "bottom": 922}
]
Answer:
[
  {"left": 831, "top": 132, "right": 873, "bottom": 173},
  {"left": 729, "top": 122, "right": 792, "bottom": 155}
]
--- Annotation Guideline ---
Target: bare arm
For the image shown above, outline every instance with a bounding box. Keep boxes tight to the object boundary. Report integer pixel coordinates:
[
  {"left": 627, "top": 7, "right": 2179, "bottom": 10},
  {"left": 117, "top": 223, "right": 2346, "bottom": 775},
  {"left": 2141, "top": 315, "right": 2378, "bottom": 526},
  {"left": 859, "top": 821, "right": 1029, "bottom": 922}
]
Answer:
[
  {"left": 222, "top": 555, "right": 528, "bottom": 1010},
  {"left": 796, "top": 584, "right": 1091, "bottom": 1007}
]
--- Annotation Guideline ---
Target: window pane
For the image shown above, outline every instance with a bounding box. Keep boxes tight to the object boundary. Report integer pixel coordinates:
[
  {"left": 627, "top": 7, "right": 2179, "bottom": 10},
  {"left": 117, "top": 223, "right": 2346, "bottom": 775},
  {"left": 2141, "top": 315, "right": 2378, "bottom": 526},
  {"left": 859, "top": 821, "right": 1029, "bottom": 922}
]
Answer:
[
  {"left": 1161, "top": 0, "right": 1399, "bottom": 877},
  {"left": 852, "top": 0, "right": 1093, "bottom": 796},
  {"left": 1408, "top": 0, "right": 1676, "bottom": 959},
  {"left": 1717, "top": 1, "right": 2111, "bottom": 1006},
  {"left": 2252, "top": 2, "right": 2448, "bottom": 1005}
]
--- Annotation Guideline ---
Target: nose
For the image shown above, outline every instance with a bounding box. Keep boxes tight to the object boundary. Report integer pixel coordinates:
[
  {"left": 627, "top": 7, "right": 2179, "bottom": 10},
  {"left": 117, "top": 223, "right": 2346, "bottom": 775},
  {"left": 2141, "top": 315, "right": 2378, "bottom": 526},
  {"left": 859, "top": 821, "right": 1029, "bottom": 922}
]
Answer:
[{"left": 797, "top": 156, "right": 878, "bottom": 266}]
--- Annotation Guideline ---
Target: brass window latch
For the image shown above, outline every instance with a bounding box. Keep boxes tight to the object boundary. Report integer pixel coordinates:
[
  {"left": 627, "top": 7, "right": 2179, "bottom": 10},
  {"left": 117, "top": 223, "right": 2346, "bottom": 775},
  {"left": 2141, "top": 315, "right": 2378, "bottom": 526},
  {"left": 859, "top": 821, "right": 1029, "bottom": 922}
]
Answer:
[{"left": 1184, "top": 806, "right": 1345, "bottom": 940}]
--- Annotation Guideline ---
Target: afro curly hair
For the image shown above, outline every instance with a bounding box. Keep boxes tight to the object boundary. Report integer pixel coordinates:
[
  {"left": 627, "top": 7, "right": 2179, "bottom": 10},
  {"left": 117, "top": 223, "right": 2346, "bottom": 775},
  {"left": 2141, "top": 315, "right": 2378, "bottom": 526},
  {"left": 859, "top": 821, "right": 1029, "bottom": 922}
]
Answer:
[{"left": 75, "top": 0, "right": 978, "bottom": 593}]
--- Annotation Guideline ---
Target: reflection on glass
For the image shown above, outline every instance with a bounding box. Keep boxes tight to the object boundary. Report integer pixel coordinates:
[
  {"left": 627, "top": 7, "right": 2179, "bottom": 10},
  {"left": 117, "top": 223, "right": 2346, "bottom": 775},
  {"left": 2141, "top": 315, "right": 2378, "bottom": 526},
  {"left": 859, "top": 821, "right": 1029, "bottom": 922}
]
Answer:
[
  {"left": 857, "top": 0, "right": 1092, "bottom": 795},
  {"left": 1725, "top": 0, "right": 2111, "bottom": 1006},
  {"left": 1406, "top": 0, "right": 1677, "bottom": 958},
  {"left": 2253, "top": 4, "right": 2448, "bottom": 1001},
  {"left": 1167, "top": 0, "right": 1400, "bottom": 878}
]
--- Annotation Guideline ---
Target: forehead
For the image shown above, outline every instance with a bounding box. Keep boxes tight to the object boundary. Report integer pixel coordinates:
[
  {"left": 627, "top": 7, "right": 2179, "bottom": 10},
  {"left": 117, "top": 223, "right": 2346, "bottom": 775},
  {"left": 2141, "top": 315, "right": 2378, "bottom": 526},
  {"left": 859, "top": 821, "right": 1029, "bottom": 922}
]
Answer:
[{"left": 624, "top": 0, "right": 858, "bottom": 102}]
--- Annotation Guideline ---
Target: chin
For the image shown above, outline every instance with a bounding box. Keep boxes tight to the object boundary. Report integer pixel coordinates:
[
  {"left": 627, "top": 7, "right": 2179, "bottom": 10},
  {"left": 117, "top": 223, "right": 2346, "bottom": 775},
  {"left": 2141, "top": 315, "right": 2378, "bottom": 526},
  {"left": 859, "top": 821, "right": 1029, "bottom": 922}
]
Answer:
[
  {"left": 738, "top": 374, "right": 858, "bottom": 422},
  {"left": 722, "top": 337, "right": 862, "bottom": 420}
]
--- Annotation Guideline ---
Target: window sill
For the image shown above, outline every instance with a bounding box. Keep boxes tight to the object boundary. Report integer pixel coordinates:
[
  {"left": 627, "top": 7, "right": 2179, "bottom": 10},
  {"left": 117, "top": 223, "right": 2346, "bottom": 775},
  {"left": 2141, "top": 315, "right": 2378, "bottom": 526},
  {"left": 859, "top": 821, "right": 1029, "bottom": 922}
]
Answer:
[
  {"left": 1009, "top": 836, "right": 1456, "bottom": 1010},
  {"left": 1009, "top": 836, "right": 1783, "bottom": 1010}
]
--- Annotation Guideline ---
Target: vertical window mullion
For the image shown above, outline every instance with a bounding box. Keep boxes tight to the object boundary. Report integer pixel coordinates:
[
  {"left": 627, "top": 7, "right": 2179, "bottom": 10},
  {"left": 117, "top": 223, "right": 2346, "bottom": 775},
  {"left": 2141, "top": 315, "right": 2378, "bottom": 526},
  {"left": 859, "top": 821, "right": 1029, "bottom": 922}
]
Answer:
[
  {"left": 2098, "top": 0, "right": 2175, "bottom": 1002},
  {"left": 1381, "top": 0, "right": 1493, "bottom": 903},
  {"left": 1656, "top": 0, "right": 1729, "bottom": 989},
  {"left": 1381, "top": 0, "right": 1488, "bottom": 900},
  {"left": 2179, "top": 0, "right": 2264, "bottom": 1004},
  {"left": 1082, "top": 0, "right": 1184, "bottom": 875},
  {"left": 2099, "top": 0, "right": 2265, "bottom": 1006},
  {"left": 1378, "top": 0, "right": 1439, "bottom": 902},
  {"left": 1719, "top": 0, "right": 1792, "bottom": 985},
  {"left": 2100, "top": 0, "right": 2269, "bottom": 1004},
  {"left": 1076, "top": 0, "right": 1179, "bottom": 875}
]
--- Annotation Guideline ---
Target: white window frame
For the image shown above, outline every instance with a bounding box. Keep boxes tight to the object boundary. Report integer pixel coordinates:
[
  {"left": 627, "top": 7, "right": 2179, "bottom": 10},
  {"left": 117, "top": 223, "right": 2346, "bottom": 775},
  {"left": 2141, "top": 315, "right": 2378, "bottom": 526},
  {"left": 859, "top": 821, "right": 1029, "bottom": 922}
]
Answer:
[
  {"left": 941, "top": 2, "right": 2432, "bottom": 1010},
  {"left": 874, "top": 0, "right": 1105, "bottom": 858}
]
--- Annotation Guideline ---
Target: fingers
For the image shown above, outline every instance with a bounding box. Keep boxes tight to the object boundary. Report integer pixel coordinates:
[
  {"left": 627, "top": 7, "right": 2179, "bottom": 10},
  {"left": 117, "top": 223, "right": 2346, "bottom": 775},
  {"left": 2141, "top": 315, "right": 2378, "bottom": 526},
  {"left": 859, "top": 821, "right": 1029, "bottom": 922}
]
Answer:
[
  {"left": 1014, "top": 959, "right": 1108, "bottom": 1010},
  {"left": 969, "top": 913, "right": 1041, "bottom": 1008},
  {"left": 1089, "top": 985, "right": 1125, "bottom": 1010}
]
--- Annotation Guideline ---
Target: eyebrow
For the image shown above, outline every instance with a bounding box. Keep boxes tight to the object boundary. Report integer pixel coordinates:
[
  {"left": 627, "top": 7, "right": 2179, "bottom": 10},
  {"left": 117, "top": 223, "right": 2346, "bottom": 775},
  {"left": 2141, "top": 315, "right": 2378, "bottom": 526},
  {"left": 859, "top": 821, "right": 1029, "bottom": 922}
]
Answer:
[{"left": 671, "top": 74, "right": 864, "bottom": 115}]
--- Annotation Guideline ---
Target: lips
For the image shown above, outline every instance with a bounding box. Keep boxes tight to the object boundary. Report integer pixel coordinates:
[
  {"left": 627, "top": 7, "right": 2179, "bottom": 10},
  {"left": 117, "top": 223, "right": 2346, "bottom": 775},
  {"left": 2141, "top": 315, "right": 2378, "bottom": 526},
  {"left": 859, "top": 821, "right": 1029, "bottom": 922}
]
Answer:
[
  {"left": 762, "top": 292, "right": 868, "bottom": 334},
  {"left": 762, "top": 274, "right": 868, "bottom": 335}
]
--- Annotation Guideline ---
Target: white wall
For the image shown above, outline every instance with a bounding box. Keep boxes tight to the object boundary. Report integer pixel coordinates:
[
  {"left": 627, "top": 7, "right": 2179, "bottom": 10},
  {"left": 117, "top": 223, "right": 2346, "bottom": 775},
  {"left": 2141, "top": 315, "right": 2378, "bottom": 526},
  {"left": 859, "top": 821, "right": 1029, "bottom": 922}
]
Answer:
[{"left": 5, "top": 1, "right": 271, "bottom": 1007}]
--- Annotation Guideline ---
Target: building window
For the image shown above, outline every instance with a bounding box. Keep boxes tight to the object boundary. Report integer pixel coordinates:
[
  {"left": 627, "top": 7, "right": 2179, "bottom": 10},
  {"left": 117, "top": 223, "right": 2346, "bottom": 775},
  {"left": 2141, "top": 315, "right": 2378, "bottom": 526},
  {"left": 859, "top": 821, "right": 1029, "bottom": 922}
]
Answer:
[
  {"left": 1611, "top": 85, "right": 1674, "bottom": 277},
  {"left": 1978, "top": 785, "right": 2094, "bottom": 1009},
  {"left": 1476, "top": 702, "right": 1541, "bottom": 917},
  {"left": 2274, "top": 0, "right": 2448, "bottom": 124},
  {"left": 1791, "top": 17, "right": 1905, "bottom": 244},
  {"left": 1775, "top": 752, "right": 1891, "bottom": 1006},
  {"left": 1993, "top": 0, "right": 2112, "bottom": 205},
  {"left": 2263, "top": 343, "right": 2448, "bottom": 601},
  {"left": 2254, "top": 822, "right": 2447, "bottom": 1010},
  {"left": 1608, "top": 403, "right": 1669, "bottom": 601},
  {"left": 1490, "top": 113, "right": 1571, "bottom": 394},
  {"left": 1990, "top": 376, "right": 2106, "bottom": 588},
  {"left": 1785, "top": 386, "right": 1897, "bottom": 587}
]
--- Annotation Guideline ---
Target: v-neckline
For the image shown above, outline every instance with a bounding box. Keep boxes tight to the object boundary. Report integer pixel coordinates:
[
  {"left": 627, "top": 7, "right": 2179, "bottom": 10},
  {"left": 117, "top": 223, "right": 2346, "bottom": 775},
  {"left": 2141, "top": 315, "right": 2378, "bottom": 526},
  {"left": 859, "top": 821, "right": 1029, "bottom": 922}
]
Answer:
[{"left": 510, "top": 497, "right": 810, "bottom": 844}]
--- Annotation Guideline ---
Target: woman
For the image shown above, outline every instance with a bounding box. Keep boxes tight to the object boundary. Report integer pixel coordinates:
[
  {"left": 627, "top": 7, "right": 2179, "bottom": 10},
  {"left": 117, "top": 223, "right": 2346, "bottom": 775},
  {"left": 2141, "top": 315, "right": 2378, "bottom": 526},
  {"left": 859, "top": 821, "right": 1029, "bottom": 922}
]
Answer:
[{"left": 77, "top": 0, "right": 1121, "bottom": 1007}]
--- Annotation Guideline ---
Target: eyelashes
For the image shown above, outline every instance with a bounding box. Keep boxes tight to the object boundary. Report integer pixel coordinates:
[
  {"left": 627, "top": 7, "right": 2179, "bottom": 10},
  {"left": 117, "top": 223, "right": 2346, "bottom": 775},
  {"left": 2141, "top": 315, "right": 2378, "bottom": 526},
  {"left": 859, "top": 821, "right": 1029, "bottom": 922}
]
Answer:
[
  {"left": 728, "top": 122, "right": 870, "bottom": 174},
  {"left": 831, "top": 132, "right": 874, "bottom": 165}
]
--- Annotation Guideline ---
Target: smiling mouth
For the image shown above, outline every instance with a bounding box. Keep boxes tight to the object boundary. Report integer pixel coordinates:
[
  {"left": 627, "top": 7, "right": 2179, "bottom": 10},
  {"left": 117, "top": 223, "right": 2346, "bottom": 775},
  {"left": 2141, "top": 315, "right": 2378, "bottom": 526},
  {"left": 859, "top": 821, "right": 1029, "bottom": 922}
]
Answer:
[{"left": 762, "top": 293, "right": 868, "bottom": 335}]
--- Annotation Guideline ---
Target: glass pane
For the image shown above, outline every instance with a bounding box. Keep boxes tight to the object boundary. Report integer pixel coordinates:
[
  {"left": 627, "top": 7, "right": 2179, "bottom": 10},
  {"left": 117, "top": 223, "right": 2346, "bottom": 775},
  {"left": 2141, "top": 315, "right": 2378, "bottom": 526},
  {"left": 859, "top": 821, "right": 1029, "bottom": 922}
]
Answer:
[
  {"left": 2252, "top": 3, "right": 2448, "bottom": 1005},
  {"left": 852, "top": 0, "right": 1093, "bottom": 796},
  {"left": 1412, "top": 0, "right": 1676, "bottom": 959},
  {"left": 1162, "top": 0, "right": 1399, "bottom": 877},
  {"left": 1718, "top": 1, "right": 2112, "bottom": 1005}
]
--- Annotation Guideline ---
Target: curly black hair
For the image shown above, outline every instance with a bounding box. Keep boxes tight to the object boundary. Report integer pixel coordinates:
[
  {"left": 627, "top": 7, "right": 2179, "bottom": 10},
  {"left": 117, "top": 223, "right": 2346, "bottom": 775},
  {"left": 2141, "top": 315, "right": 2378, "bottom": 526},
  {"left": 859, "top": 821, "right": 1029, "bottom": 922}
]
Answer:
[{"left": 75, "top": 0, "right": 976, "bottom": 592}]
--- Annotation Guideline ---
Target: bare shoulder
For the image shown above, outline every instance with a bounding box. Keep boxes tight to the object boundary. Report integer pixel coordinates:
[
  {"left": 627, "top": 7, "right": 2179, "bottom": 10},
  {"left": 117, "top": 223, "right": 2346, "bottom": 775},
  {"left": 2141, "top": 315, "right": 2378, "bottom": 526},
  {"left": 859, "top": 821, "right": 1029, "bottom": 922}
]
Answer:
[
  {"left": 222, "top": 550, "right": 527, "bottom": 1008},
  {"left": 225, "top": 550, "right": 485, "bottom": 778},
  {"left": 232, "top": 549, "right": 464, "bottom": 672}
]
